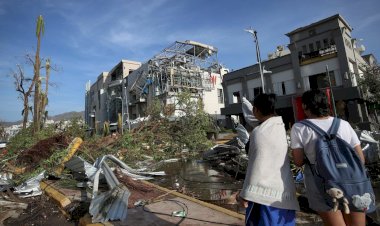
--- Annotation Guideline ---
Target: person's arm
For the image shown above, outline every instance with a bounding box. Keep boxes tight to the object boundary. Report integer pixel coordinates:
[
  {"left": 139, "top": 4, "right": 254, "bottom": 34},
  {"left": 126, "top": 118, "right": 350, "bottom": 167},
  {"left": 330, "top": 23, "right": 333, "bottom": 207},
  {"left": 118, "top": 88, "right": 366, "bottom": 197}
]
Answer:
[
  {"left": 354, "top": 144, "right": 365, "bottom": 164},
  {"left": 291, "top": 148, "right": 305, "bottom": 167}
]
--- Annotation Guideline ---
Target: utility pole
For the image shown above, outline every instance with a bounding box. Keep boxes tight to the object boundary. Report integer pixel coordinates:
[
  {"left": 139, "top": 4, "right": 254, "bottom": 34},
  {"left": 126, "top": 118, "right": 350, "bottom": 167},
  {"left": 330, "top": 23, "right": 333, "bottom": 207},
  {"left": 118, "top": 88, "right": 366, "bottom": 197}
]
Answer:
[
  {"left": 326, "top": 65, "right": 337, "bottom": 117},
  {"left": 245, "top": 27, "right": 265, "bottom": 93}
]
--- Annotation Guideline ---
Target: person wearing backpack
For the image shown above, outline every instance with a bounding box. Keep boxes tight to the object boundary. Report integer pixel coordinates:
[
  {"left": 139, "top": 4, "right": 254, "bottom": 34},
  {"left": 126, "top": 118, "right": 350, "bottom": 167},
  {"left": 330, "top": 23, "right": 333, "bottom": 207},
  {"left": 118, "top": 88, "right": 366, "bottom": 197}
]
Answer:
[
  {"left": 290, "top": 89, "right": 375, "bottom": 226},
  {"left": 239, "top": 93, "right": 299, "bottom": 226}
]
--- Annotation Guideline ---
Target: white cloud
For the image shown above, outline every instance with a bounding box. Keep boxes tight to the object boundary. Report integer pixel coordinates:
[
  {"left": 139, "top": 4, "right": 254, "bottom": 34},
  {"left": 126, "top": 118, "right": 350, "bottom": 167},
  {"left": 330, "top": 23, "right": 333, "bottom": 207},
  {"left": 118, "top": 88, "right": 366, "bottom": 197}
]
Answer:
[{"left": 355, "top": 14, "right": 380, "bottom": 32}]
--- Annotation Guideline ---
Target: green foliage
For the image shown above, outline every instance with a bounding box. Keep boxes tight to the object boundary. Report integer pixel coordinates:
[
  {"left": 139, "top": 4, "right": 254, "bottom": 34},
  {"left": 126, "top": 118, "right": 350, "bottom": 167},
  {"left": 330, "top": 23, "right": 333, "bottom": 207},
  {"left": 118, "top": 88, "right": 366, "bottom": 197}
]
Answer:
[
  {"left": 120, "top": 132, "right": 136, "bottom": 149},
  {"left": 7, "top": 123, "right": 56, "bottom": 155},
  {"left": 147, "top": 99, "right": 162, "bottom": 120},
  {"left": 40, "top": 147, "right": 68, "bottom": 170},
  {"left": 62, "top": 117, "right": 86, "bottom": 139},
  {"left": 0, "top": 122, "right": 7, "bottom": 141},
  {"left": 141, "top": 89, "right": 215, "bottom": 153},
  {"left": 358, "top": 64, "right": 380, "bottom": 103},
  {"left": 13, "top": 146, "right": 68, "bottom": 185},
  {"left": 36, "top": 15, "right": 45, "bottom": 37},
  {"left": 13, "top": 167, "right": 45, "bottom": 186}
]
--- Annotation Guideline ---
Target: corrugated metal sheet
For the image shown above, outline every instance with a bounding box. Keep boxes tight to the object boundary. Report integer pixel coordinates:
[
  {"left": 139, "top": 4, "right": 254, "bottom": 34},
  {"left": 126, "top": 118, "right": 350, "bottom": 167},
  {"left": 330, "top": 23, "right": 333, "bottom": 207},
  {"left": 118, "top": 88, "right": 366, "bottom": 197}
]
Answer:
[
  {"left": 69, "top": 154, "right": 165, "bottom": 223},
  {"left": 13, "top": 171, "right": 45, "bottom": 197},
  {"left": 65, "top": 156, "right": 97, "bottom": 178},
  {"left": 89, "top": 160, "right": 130, "bottom": 223}
]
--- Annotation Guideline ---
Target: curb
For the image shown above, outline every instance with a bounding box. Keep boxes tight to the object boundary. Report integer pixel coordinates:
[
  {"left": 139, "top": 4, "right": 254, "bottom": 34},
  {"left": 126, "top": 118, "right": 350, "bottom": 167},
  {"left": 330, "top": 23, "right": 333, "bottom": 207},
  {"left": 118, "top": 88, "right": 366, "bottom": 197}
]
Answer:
[{"left": 142, "top": 180, "right": 245, "bottom": 220}]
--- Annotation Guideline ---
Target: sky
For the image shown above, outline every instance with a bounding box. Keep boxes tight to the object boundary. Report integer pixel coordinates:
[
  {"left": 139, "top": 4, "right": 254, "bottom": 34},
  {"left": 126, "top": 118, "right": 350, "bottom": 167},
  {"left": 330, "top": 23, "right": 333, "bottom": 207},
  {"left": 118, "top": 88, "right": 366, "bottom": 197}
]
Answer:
[{"left": 0, "top": 0, "right": 379, "bottom": 122}]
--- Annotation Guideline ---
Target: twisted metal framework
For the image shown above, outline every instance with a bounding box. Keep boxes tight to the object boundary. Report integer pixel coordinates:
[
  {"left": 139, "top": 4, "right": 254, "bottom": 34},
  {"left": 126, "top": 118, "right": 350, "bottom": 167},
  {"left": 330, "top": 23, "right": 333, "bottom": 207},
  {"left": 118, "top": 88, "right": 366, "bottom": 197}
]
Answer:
[{"left": 129, "top": 40, "right": 220, "bottom": 101}]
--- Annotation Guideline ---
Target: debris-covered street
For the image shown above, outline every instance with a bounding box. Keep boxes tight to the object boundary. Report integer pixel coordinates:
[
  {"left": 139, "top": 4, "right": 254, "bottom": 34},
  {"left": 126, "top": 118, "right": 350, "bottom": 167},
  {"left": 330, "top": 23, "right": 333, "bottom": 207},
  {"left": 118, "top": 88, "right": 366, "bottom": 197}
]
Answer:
[{"left": 1, "top": 122, "right": 379, "bottom": 225}]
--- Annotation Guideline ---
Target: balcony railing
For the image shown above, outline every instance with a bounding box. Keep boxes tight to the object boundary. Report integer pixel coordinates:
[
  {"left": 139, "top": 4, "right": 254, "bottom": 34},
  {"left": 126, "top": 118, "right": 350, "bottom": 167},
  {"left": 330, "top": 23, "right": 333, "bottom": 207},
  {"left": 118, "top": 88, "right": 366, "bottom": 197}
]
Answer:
[{"left": 299, "top": 45, "right": 337, "bottom": 65}]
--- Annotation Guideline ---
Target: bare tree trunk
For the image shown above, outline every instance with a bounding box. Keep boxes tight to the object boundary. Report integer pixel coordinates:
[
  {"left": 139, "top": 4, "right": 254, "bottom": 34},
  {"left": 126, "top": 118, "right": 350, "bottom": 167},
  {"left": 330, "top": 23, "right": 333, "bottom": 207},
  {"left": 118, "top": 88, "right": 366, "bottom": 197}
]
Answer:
[
  {"left": 33, "top": 15, "right": 44, "bottom": 134},
  {"left": 33, "top": 57, "right": 40, "bottom": 133},
  {"left": 40, "top": 59, "right": 50, "bottom": 127},
  {"left": 22, "top": 95, "right": 29, "bottom": 129}
]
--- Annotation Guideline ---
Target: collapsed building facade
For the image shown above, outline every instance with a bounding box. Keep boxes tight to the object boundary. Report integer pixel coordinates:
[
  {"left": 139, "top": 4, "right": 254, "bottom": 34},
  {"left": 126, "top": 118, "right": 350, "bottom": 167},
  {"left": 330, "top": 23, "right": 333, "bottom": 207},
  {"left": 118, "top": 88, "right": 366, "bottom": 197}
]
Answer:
[{"left": 85, "top": 40, "right": 228, "bottom": 132}]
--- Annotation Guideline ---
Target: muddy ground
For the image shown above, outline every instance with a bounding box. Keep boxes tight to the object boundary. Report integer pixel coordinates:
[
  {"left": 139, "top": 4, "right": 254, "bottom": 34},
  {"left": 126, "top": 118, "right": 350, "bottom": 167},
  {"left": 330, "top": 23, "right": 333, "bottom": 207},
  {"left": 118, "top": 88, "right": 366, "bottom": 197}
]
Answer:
[
  {"left": 2, "top": 194, "right": 74, "bottom": 226},
  {"left": 2, "top": 176, "right": 166, "bottom": 226}
]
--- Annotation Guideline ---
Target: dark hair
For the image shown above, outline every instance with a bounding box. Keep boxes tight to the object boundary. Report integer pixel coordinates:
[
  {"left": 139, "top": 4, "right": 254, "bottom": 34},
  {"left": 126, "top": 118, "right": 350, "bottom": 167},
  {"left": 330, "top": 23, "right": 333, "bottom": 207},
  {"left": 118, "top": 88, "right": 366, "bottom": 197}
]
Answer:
[
  {"left": 253, "top": 93, "right": 277, "bottom": 116},
  {"left": 302, "top": 89, "right": 330, "bottom": 117}
]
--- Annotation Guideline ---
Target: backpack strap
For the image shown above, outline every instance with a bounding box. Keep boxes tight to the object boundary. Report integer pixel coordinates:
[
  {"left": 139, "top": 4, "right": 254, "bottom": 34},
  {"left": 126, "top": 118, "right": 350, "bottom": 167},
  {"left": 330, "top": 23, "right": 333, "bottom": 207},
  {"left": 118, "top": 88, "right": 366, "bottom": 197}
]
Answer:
[
  {"left": 299, "top": 119, "right": 329, "bottom": 139},
  {"left": 300, "top": 117, "right": 341, "bottom": 140},
  {"left": 328, "top": 117, "right": 341, "bottom": 137},
  {"left": 299, "top": 120, "right": 328, "bottom": 167}
]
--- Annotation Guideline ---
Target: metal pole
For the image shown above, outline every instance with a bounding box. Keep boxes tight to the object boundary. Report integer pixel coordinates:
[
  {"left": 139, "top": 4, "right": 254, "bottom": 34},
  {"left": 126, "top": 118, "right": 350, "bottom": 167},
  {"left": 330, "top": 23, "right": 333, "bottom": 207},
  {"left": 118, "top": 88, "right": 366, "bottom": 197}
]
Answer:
[
  {"left": 326, "top": 65, "right": 337, "bottom": 117},
  {"left": 124, "top": 81, "right": 131, "bottom": 131},
  {"left": 253, "top": 30, "right": 265, "bottom": 93},
  {"left": 121, "top": 96, "right": 123, "bottom": 135}
]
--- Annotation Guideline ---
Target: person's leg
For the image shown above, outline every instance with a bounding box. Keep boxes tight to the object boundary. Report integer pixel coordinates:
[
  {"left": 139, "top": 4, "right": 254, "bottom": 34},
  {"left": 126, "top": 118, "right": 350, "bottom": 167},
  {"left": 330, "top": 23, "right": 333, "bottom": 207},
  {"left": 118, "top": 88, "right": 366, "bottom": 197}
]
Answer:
[
  {"left": 245, "top": 201, "right": 260, "bottom": 226},
  {"left": 258, "top": 204, "right": 295, "bottom": 226},
  {"left": 246, "top": 201, "right": 254, "bottom": 226},
  {"left": 318, "top": 210, "right": 346, "bottom": 226},
  {"left": 342, "top": 211, "right": 366, "bottom": 226}
]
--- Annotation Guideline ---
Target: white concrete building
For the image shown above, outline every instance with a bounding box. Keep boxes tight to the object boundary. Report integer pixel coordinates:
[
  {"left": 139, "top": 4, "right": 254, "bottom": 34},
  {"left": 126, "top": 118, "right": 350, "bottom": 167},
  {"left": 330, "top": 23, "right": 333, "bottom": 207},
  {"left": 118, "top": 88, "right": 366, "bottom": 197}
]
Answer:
[{"left": 221, "top": 14, "right": 378, "bottom": 130}]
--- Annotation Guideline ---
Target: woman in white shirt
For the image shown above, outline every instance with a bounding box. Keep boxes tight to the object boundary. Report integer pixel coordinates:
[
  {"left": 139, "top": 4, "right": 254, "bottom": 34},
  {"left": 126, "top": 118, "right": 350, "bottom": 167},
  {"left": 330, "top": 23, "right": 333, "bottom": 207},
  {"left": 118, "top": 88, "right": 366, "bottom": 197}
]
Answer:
[{"left": 290, "top": 89, "right": 365, "bottom": 226}]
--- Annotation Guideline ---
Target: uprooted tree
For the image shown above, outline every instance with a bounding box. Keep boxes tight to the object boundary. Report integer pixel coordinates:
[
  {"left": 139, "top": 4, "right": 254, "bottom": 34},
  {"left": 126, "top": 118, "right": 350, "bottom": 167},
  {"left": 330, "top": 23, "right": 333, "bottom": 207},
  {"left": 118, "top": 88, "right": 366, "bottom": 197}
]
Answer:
[{"left": 125, "top": 89, "right": 217, "bottom": 155}]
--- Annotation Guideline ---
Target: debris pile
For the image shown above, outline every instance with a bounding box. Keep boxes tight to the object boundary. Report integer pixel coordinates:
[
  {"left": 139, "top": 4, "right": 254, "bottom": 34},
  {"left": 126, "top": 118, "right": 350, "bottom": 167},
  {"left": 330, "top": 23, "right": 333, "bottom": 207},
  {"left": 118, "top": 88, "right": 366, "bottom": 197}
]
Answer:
[{"left": 0, "top": 135, "right": 168, "bottom": 225}]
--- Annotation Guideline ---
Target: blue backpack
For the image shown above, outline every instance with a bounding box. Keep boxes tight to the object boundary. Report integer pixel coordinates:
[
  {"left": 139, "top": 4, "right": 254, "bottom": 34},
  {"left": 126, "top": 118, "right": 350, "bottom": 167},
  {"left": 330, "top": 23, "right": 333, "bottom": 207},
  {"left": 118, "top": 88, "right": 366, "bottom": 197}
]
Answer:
[{"left": 300, "top": 118, "right": 376, "bottom": 213}]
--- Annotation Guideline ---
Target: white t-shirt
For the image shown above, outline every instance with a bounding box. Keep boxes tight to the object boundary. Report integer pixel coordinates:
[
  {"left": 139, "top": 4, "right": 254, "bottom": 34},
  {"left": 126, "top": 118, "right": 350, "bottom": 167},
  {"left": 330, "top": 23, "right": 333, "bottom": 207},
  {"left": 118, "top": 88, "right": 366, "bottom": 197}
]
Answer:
[{"left": 290, "top": 116, "right": 360, "bottom": 164}]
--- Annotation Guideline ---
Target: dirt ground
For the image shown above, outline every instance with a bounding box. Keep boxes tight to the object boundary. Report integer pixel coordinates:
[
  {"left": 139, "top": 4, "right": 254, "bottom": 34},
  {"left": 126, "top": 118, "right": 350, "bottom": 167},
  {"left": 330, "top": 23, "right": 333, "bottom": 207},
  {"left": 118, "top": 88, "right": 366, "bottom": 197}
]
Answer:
[
  {"left": 2, "top": 194, "right": 75, "bottom": 226},
  {"left": 1, "top": 134, "right": 167, "bottom": 226},
  {"left": 1, "top": 175, "right": 167, "bottom": 226}
]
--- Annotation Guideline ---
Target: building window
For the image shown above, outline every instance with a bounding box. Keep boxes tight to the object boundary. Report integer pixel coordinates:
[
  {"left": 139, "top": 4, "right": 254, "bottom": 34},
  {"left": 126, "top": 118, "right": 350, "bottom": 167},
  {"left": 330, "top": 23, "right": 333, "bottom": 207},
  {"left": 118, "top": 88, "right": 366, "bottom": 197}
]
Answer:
[
  {"left": 302, "top": 45, "right": 307, "bottom": 53},
  {"left": 316, "top": 41, "right": 321, "bottom": 50},
  {"left": 111, "top": 73, "right": 116, "bottom": 81},
  {"left": 273, "top": 80, "right": 296, "bottom": 96},
  {"left": 217, "top": 89, "right": 224, "bottom": 104},
  {"left": 323, "top": 39, "right": 329, "bottom": 48},
  {"left": 345, "top": 38, "right": 352, "bottom": 49},
  {"left": 253, "top": 87, "right": 263, "bottom": 97},
  {"left": 309, "top": 43, "right": 314, "bottom": 52},
  {"left": 232, "top": 91, "right": 240, "bottom": 103},
  {"left": 98, "top": 90, "right": 101, "bottom": 109},
  {"left": 330, "top": 38, "right": 335, "bottom": 45},
  {"left": 309, "top": 71, "right": 336, "bottom": 90},
  {"left": 281, "top": 82, "right": 286, "bottom": 95}
]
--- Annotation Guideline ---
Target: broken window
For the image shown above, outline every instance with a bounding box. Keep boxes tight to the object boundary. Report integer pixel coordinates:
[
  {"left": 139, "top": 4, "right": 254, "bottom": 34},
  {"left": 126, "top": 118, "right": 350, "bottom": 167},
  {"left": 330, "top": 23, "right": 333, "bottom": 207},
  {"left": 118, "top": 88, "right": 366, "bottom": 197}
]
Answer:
[
  {"left": 217, "top": 89, "right": 223, "bottom": 104},
  {"left": 309, "top": 71, "right": 336, "bottom": 90},
  {"left": 253, "top": 87, "right": 262, "bottom": 97}
]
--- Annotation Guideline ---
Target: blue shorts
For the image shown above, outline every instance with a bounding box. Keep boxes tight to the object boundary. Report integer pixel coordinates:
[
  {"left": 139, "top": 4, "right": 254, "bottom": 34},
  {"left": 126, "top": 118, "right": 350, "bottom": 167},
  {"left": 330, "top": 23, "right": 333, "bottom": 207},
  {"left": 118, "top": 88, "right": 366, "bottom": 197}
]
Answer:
[{"left": 245, "top": 201, "right": 295, "bottom": 226}]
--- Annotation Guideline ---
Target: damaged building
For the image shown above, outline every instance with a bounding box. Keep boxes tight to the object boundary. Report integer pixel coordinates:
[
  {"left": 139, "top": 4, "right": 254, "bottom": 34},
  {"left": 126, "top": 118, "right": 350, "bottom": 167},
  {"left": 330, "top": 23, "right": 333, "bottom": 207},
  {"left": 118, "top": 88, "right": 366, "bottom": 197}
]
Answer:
[
  {"left": 221, "top": 14, "right": 379, "bottom": 130},
  {"left": 85, "top": 40, "right": 228, "bottom": 132}
]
